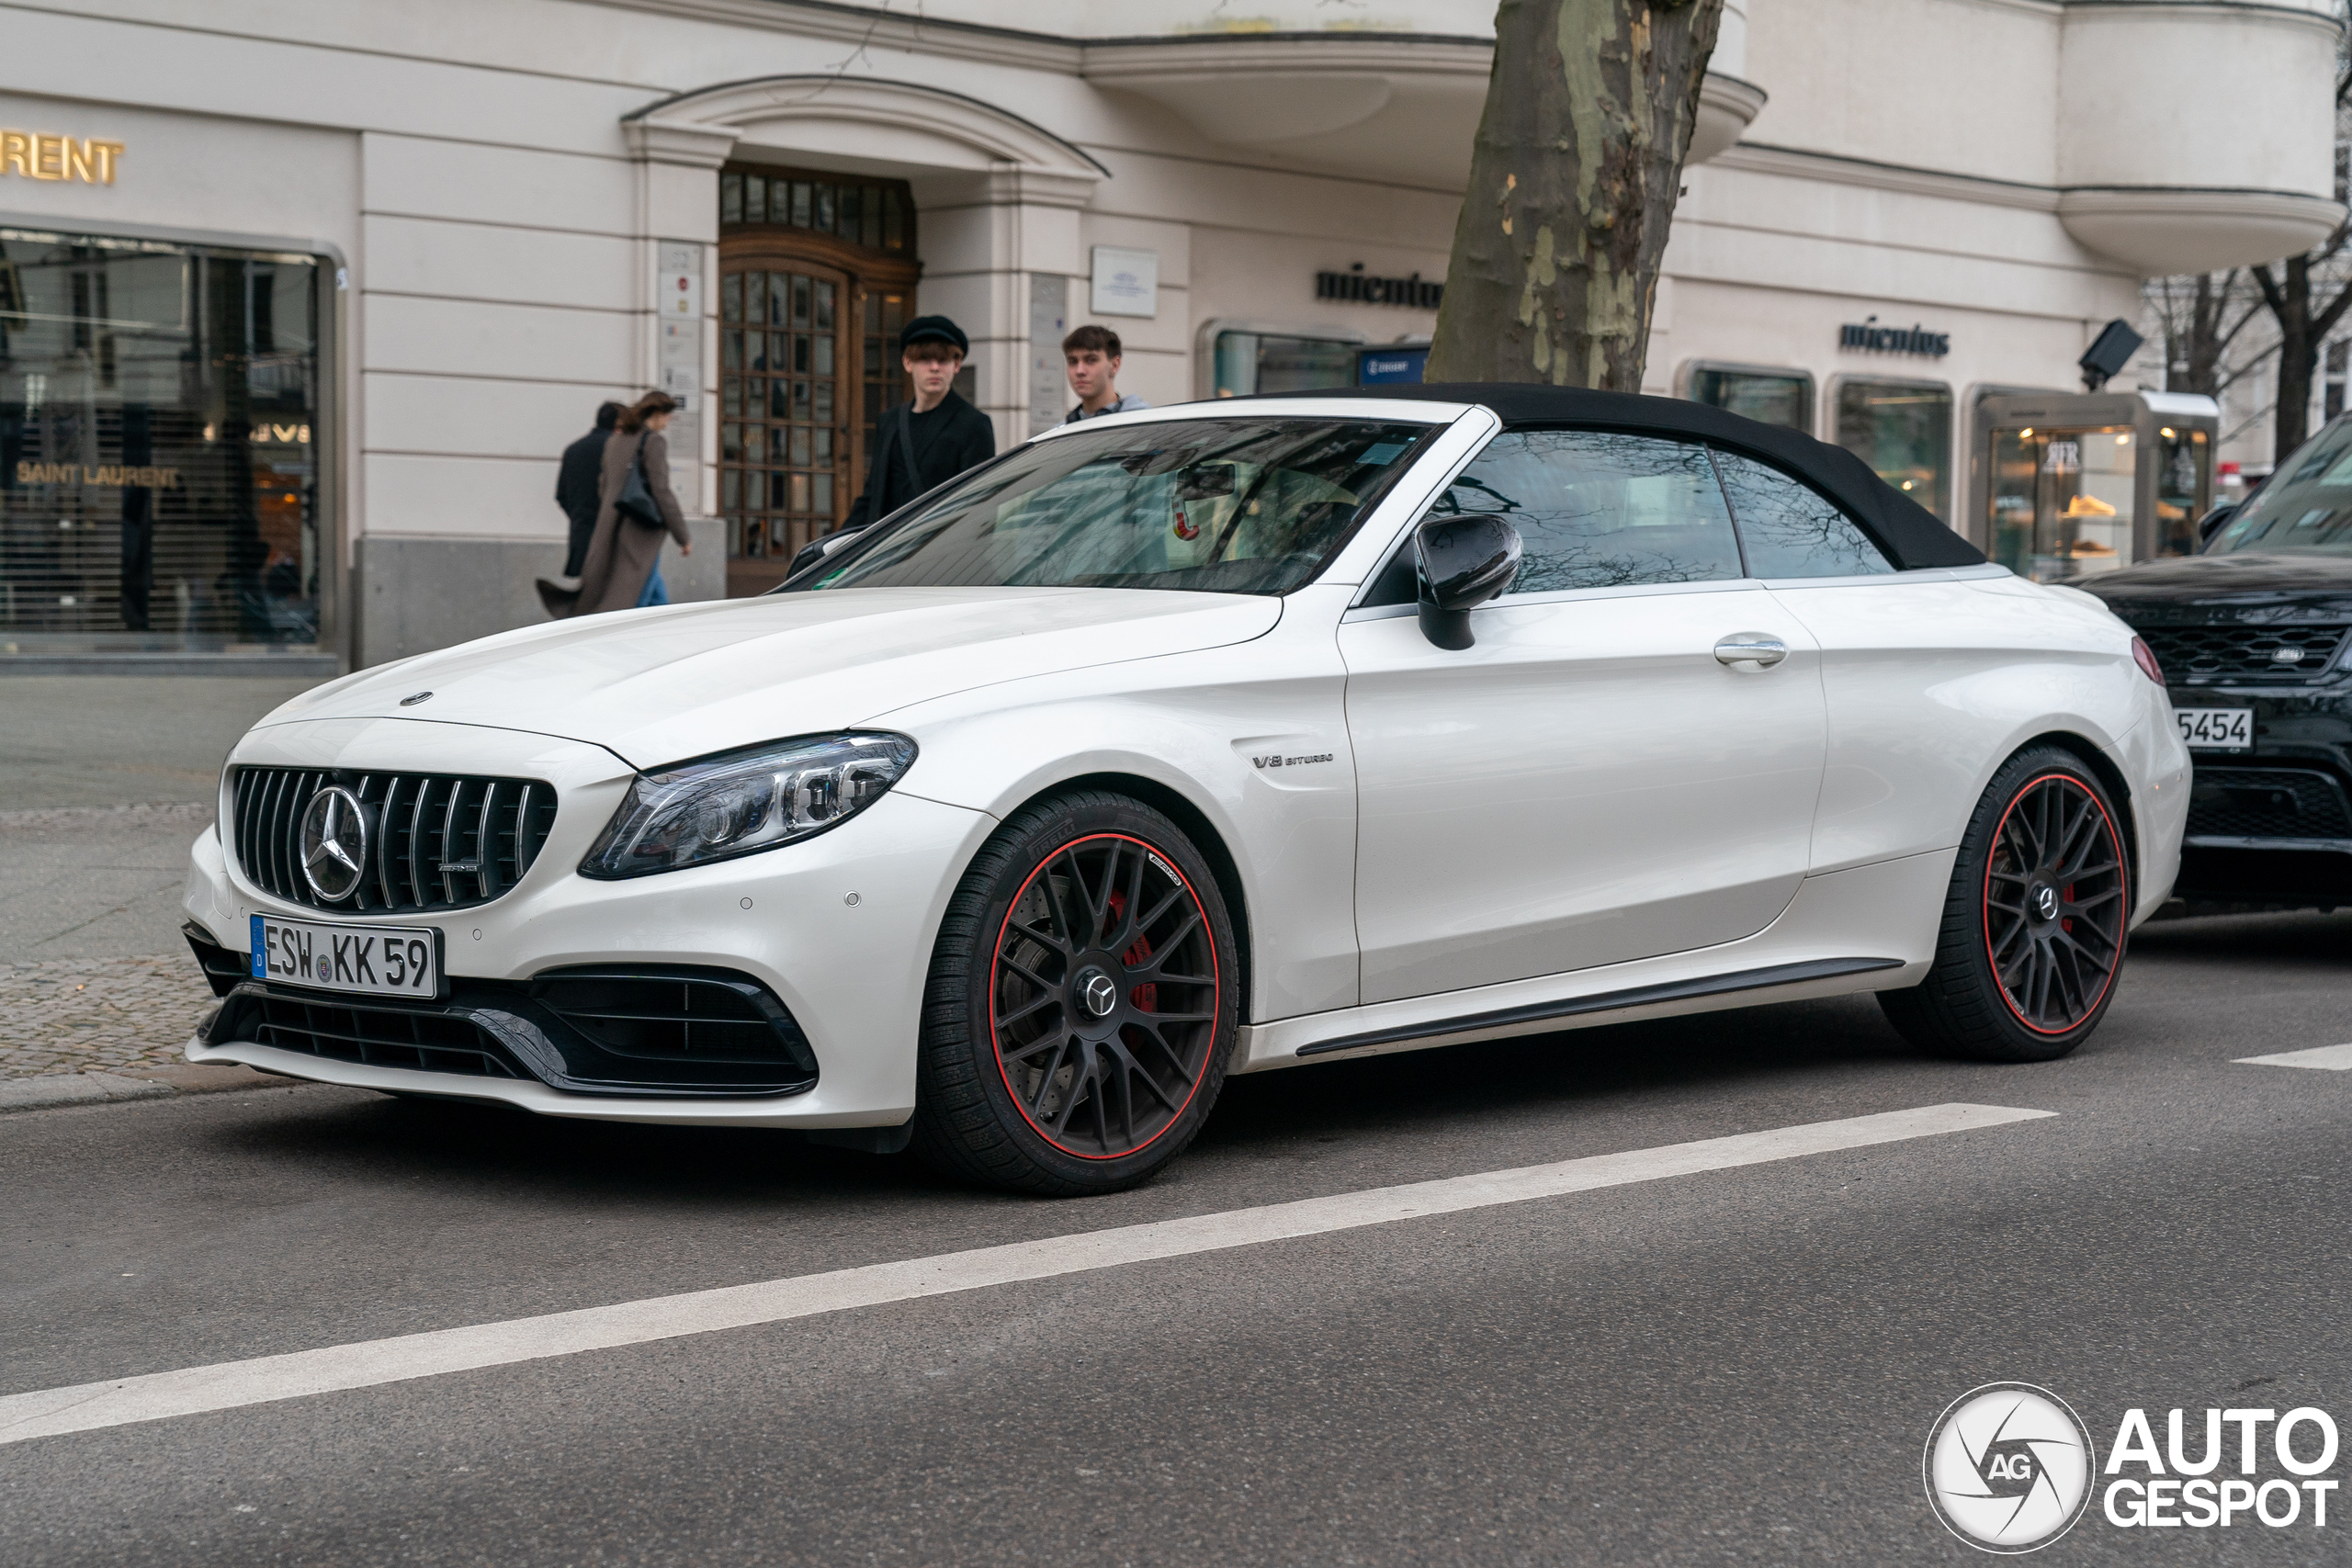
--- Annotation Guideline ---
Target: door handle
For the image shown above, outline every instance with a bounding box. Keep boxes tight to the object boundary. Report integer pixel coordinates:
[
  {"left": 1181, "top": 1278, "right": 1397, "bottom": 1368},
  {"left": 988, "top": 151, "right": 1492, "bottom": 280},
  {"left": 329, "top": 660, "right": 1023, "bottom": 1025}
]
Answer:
[{"left": 1714, "top": 634, "right": 1788, "bottom": 668}]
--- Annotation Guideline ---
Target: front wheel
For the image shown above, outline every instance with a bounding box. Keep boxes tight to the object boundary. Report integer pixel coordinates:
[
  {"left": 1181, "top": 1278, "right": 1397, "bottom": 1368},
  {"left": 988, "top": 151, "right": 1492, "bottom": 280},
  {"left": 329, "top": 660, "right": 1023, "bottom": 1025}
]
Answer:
[
  {"left": 910, "top": 791, "right": 1239, "bottom": 1196},
  {"left": 1880, "top": 747, "right": 2131, "bottom": 1062}
]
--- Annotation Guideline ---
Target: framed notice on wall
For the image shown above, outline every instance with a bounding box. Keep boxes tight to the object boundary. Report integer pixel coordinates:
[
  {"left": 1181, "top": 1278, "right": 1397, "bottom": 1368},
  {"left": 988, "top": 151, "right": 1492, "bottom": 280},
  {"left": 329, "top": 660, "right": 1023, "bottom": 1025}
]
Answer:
[
  {"left": 1090, "top": 246, "right": 1158, "bottom": 318},
  {"left": 656, "top": 241, "right": 704, "bottom": 512},
  {"left": 657, "top": 242, "right": 703, "bottom": 412}
]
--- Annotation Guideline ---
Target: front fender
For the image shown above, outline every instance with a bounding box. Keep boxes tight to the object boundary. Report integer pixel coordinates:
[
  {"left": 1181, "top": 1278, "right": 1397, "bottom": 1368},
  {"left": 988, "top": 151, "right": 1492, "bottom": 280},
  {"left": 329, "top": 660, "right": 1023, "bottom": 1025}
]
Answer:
[{"left": 876, "top": 587, "right": 1359, "bottom": 1022}]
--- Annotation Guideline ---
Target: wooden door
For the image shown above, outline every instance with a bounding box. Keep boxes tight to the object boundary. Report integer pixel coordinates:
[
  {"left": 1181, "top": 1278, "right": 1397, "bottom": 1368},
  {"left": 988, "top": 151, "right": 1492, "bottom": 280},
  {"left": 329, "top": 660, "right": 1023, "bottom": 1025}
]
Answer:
[{"left": 718, "top": 167, "right": 919, "bottom": 597}]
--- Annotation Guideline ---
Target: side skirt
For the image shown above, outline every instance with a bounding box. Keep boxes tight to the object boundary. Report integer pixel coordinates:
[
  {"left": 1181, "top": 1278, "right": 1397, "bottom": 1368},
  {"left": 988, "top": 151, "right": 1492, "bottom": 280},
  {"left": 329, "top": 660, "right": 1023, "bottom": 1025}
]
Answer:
[{"left": 1294, "top": 956, "right": 1905, "bottom": 1059}]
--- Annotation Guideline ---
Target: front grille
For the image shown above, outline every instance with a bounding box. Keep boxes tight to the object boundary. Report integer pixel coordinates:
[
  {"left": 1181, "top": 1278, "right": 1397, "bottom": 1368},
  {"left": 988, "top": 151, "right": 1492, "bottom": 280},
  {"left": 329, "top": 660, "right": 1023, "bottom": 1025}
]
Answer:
[
  {"left": 231, "top": 767, "right": 557, "bottom": 913},
  {"left": 2139, "top": 623, "right": 2350, "bottom": 682},
  {"left": 214, "top": 989, "right": 526, "bottom": 1079},
  {"left": 2187, "top": 766, "right": 2352, "bottom": 840}
]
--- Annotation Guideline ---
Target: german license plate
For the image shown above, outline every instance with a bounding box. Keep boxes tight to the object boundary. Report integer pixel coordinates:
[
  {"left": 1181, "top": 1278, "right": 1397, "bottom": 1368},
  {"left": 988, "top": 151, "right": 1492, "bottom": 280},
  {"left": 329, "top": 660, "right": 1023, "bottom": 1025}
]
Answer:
[
  {"left": 249, "top": 914, "right": 442, "bottom": 998},
  {"left": 2176, "top": 707, "right": 2253, "bottom": 753}
]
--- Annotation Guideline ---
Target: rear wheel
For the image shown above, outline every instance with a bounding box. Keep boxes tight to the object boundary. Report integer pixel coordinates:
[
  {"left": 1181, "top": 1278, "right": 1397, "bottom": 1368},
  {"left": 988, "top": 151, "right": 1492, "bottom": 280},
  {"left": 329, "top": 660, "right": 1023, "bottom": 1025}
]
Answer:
[
  {"left": 910, "top": 791, "right": 1238, "bottom": 1195},
  {"left": 1880, "top": 747, "right": 2130, "bottom": 1062}
]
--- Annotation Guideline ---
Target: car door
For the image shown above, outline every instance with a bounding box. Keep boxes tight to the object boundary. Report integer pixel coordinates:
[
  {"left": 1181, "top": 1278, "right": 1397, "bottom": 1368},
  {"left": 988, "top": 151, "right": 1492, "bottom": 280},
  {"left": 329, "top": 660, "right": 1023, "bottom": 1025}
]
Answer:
[
  {"left": 1709, "top": 447, "right": 2017, "bottom": 874},
  {"left": 1340, "top": 428, "right": 1828, "bottom": 1006}
]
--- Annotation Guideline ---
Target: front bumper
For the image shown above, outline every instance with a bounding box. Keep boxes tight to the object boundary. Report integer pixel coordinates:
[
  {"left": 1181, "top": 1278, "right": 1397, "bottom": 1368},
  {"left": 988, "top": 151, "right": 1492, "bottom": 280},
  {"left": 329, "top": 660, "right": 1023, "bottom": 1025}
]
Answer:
[
  {"left": 2162, "top": 680, "right": 2352, "bottom": 908},
  {"left": 184, "top": 716, "right": 996, "bottom": 1126}
]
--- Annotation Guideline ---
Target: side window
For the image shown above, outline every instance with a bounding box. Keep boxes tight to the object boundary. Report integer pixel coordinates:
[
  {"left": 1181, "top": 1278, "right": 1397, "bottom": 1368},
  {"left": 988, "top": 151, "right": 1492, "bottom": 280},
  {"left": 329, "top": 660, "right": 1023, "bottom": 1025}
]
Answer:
[
  {"left": 1422, "top": 429, "right": 1744, "bottom": 594},
  {"left": 1712, "top": 450, "right": 1894, "bottom": 578}
]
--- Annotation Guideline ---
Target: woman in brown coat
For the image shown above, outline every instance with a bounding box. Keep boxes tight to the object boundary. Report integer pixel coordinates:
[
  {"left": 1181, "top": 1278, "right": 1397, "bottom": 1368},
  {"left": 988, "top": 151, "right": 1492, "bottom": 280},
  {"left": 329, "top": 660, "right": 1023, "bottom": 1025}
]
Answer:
[{"left": 537, "top": 391, "right": 692, "bottom": 618}]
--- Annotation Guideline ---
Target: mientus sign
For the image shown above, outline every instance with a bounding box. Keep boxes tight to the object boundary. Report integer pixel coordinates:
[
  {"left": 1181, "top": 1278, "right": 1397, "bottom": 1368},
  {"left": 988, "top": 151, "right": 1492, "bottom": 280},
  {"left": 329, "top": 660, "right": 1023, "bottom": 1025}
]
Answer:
[
  {"left": 1317, "top": 263, "right": 1444, "bottom": 310},
  {"left": 1841, "top": 315, "right": 1951, "bottom": 356}
]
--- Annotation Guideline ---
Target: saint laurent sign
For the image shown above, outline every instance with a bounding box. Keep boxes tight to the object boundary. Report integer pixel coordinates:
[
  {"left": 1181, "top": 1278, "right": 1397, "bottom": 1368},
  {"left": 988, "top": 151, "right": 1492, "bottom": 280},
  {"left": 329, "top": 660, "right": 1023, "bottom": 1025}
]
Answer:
[
  {"left": 1840, "top": 316, "right": 1950, "bottom": 356},
  {"left": 1317, "top": 264, "right": 1444, "bottom": 310},
  {"left": 0, "top": 131, "right": 124, "bottom": 185},
  {"left": 14, "top": 462, "right": 181, "bottom": 489}
]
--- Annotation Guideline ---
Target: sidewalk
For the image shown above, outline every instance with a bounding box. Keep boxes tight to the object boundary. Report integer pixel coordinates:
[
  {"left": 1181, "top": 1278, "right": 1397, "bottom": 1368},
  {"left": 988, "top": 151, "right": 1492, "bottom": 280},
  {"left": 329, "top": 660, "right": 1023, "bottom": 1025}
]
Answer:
[
  {"left": 1, "top": 675, "right": 324, "bottom": 1104},
  {"left": 2, "top": 953, "right": 223, "bottom": 1079}
]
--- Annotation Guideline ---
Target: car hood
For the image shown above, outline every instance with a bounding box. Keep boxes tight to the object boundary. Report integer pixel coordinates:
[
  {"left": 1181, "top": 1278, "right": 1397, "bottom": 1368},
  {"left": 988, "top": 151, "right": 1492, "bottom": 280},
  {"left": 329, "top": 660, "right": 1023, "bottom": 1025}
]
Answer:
[
  {"left": 265, "top": 587, "right": 1283, "bottom": 768},
  {"left": 2082, "top": 552, "right": 2352, "bottom": 622}
]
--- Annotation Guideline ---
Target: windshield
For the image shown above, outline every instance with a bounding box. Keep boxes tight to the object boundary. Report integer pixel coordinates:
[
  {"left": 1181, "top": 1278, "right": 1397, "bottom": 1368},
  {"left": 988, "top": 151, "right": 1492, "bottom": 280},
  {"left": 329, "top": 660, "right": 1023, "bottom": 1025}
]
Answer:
[
  {"left": 798, "top": 416, "right": 1438, "bottom": 595},
  {"left": 2211, "top": 418, "right": 2352, "bottom": 555}
]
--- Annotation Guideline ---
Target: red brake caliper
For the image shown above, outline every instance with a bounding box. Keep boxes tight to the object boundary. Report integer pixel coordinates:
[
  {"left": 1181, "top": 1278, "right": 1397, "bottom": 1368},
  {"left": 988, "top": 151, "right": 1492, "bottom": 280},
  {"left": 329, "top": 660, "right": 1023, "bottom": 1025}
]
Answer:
[{"left": 1106, "top": 888, "right": 1156, "bottom": 1011}]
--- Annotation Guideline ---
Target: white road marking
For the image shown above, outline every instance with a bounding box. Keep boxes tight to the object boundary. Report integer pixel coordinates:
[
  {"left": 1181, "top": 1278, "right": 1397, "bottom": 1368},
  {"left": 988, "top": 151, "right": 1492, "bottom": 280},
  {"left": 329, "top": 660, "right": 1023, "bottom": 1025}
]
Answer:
[
  {"left": 2234, "top": 1043, "right": 2352, "bottom": 1070},
  {"left": 0, "top": 1102, "right": 2051, "bottom": 1448}
]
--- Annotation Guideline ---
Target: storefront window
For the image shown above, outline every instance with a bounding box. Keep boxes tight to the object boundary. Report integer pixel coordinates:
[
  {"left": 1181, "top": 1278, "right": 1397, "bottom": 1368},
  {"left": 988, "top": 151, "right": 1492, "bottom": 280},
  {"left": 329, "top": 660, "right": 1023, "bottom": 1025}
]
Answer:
[
  {"left": 1988, "top": 425, "right": 2136, "bottom": 581},
  {"left": 1689, "top": 366, "right": 1813, "bottom": 431},
  {"left": 1835, "top": 378, "right": 1952, "bottom": 520},
  {"left": 0, "top": 227, "right": 322, "bottom": 651},
  {"left": 1211, "top": 332, "right": 1359, "bottom": 398},
  {"left": 2155, "top": 424, "right": 2210, "bottom": 558}
]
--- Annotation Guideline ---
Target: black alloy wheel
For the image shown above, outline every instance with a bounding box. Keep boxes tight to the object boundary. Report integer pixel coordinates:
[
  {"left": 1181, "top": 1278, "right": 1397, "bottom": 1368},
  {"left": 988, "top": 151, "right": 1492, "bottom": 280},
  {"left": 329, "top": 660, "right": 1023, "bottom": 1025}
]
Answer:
[
  {"left": 911, "top": 791, "right": 1238, "bottom": 1195},
  {"left": 1881, "top": 747, "right": 2131, "bottom": 1063},
  {"left": 989, "top": 832, "right": 1220, "bottom": 1157},
  {"left": 1982, "top": 773, "right": 2128, "bottom": 1033}
]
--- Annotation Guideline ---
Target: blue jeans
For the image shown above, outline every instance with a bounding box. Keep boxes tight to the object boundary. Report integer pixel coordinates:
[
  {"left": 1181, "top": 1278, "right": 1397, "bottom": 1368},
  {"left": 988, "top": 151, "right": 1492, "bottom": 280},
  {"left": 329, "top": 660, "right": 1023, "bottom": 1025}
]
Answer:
[{"left": 636, "top": 565, "right": 668, "bottom": 608}]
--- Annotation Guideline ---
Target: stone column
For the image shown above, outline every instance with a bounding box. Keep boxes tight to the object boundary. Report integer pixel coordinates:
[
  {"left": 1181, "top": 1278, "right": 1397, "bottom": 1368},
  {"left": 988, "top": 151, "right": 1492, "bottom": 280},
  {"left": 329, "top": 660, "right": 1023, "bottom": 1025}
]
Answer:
[
  {"left": 918, "top": 163, "right": 1095, "bottom": 450},
  {"left": 622, "top": 115, "right": 737, "bottom": 601}
]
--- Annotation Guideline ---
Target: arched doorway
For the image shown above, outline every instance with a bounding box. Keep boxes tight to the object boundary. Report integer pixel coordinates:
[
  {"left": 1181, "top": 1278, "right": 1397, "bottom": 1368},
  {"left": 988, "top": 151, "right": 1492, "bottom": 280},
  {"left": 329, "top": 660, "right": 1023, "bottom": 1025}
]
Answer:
[{"left": 718, "top": 164, "right": 918, "bottom": 595}]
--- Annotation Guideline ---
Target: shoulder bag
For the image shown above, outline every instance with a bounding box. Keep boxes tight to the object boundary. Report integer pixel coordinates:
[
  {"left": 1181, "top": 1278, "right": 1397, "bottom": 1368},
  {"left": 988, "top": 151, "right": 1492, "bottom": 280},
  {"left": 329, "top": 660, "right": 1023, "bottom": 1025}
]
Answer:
[{"left": 615, "top": 439, "right": 662, "bottom": 527}]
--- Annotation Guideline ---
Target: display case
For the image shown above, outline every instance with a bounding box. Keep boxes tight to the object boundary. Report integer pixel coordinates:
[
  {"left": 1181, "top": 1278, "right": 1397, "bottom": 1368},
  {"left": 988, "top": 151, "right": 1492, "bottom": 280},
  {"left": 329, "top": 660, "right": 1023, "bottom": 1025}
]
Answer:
[{"left": 1972, "top": 390, "right": 2218, "bottom": 582}]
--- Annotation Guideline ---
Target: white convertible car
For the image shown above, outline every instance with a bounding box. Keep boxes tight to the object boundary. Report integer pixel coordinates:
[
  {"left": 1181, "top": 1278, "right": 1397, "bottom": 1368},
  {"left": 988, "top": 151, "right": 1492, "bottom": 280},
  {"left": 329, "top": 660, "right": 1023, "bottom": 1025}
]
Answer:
[{"left": 183, "top": 386, "right": 2188, "bottom": 1194}]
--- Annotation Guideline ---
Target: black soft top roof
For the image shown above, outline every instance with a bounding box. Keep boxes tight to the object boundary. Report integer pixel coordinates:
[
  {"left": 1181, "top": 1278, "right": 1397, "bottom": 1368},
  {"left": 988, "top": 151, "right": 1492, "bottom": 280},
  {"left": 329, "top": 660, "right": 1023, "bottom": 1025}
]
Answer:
[{"left": 1262, "top": 381, "right": 1984, "bottom": 571}]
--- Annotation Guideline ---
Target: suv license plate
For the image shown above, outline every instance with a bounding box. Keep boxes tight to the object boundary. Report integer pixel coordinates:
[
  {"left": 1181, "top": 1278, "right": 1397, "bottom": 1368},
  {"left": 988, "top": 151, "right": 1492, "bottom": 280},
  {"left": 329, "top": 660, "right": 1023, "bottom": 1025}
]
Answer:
[
  {"left": 2176, "top": 707, "right": 2253, "bottom": 753},
  {"left": 249, "top": 914, "right": 443, "bottom": 999}
]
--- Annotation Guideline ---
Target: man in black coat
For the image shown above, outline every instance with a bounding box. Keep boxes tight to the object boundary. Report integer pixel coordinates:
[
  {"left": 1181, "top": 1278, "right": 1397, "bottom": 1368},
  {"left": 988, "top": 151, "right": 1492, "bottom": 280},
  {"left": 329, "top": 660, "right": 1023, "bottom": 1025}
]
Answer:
[
  {"left": 555, "top": 401, "right": 624, "bottom": 577},
  {"left": 794, "top": 316, "right": 994, "bottom": 572}
]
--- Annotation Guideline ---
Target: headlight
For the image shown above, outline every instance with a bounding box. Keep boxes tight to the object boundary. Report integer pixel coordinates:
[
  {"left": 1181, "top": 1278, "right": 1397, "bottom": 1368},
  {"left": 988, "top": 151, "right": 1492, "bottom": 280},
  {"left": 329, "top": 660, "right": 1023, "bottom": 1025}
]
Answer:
[{"left": 580, "top": 732, "right": 917, "bottom": 878}]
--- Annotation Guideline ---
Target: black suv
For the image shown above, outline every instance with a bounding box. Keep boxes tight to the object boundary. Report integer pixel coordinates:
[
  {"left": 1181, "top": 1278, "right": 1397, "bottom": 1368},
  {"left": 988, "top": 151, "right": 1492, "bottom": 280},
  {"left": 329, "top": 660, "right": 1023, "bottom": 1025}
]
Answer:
[{"left": 2086, "top": 418, "right": 2352, "bottom": 909}]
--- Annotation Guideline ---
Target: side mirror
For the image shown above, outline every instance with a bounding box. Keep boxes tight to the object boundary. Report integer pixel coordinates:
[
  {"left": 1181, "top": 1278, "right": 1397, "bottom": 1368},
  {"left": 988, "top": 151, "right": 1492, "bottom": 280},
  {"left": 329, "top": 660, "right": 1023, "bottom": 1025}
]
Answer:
[{"left": 1413, "top": 514, "right": 1522, "bottom": 649}]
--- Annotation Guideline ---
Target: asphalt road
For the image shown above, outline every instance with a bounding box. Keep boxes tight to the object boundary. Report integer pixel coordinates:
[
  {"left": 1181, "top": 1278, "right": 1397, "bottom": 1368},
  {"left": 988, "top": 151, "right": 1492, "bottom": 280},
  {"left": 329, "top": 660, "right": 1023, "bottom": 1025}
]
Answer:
[{"left": 6, "top": 908, "right": 2352, "bottom": 1566}]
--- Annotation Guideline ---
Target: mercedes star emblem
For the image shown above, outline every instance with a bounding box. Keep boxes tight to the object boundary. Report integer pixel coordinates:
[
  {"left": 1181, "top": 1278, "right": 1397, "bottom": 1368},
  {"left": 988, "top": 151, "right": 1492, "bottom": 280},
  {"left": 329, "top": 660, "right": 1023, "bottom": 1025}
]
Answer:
[
  {"left": 1079, "top": 969, "right": 1119, "bottom": 1019},
  {"left": 2032, "top": 885, "right": 2060, "bottom": 921},
  {"left": 299, "top": 785, "right": 369, "bottom": 902}
]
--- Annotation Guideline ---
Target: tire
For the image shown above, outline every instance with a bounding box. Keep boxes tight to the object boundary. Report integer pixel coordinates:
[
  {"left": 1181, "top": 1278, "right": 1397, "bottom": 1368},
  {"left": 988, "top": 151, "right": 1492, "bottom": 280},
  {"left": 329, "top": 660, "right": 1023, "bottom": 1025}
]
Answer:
[
  {"left": 909, "top": 791, "right": 1240, "bottom": 1196},
  {"left": 1879, "top": 746, "right": 2131, "bottom": 1063}
]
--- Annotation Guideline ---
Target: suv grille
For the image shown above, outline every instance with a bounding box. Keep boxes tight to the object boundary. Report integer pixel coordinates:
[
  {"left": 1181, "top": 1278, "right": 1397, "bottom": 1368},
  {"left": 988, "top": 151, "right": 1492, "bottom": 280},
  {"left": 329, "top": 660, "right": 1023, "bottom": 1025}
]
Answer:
[
  {"left": 2187, "top": 767, "right": 2352, "bottom": 840},
  {"left": 2139, "top": 624, "right": 2349, "bottom": 682},
  {"left": 232, "top": 767, "right": 557, "bottom": 913}
]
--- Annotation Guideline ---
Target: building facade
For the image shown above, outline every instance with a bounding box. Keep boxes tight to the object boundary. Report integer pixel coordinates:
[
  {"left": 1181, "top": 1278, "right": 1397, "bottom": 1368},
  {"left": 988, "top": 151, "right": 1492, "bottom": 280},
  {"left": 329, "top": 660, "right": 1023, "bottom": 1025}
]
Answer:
[{"left": 0, "top": 0, "right": 2339, "bottom": 671}]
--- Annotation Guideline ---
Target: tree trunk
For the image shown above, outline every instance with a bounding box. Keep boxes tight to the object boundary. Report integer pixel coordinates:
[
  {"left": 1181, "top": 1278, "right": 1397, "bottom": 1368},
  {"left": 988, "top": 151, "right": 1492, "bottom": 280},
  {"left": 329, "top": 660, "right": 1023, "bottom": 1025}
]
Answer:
[
  {"left": 2177, "top": 274, "right": 2232, "bottom": 396},
  {"left": 1427, "top": 0, "right": 1723, "bottom": 390},
  {"left": 2261, "top": 254, "right": 2326, "bottom": 463}
]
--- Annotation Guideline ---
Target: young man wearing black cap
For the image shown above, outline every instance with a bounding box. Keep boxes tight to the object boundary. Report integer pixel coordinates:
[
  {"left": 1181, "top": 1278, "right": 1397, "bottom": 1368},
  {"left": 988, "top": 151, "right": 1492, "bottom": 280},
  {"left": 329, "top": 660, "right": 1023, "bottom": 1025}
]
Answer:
[{"left": 834, "top": 314, "right": 995, "bottom": 540}]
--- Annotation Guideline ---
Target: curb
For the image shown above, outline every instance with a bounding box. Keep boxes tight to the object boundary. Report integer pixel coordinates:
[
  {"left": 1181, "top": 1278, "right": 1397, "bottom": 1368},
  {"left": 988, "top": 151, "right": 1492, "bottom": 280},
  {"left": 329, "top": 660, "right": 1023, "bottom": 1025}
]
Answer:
[{"left": 0, "top": 1064, "right": 295, "bottom": 1114}]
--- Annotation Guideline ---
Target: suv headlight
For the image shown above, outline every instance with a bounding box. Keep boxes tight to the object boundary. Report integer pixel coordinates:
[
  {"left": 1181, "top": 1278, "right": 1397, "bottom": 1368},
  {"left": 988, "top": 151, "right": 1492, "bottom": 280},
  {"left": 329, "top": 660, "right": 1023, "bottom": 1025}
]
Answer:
[{"left": 581, "top": 732, "right": 917, "bottom": 878}]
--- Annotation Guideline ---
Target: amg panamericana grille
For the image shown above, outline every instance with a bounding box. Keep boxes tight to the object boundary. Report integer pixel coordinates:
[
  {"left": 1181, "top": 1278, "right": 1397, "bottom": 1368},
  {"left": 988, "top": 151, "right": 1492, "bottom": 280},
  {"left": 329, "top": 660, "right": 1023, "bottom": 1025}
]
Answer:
[{"left": 232, "top": 767, "right": 557, "bottom": 913}]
